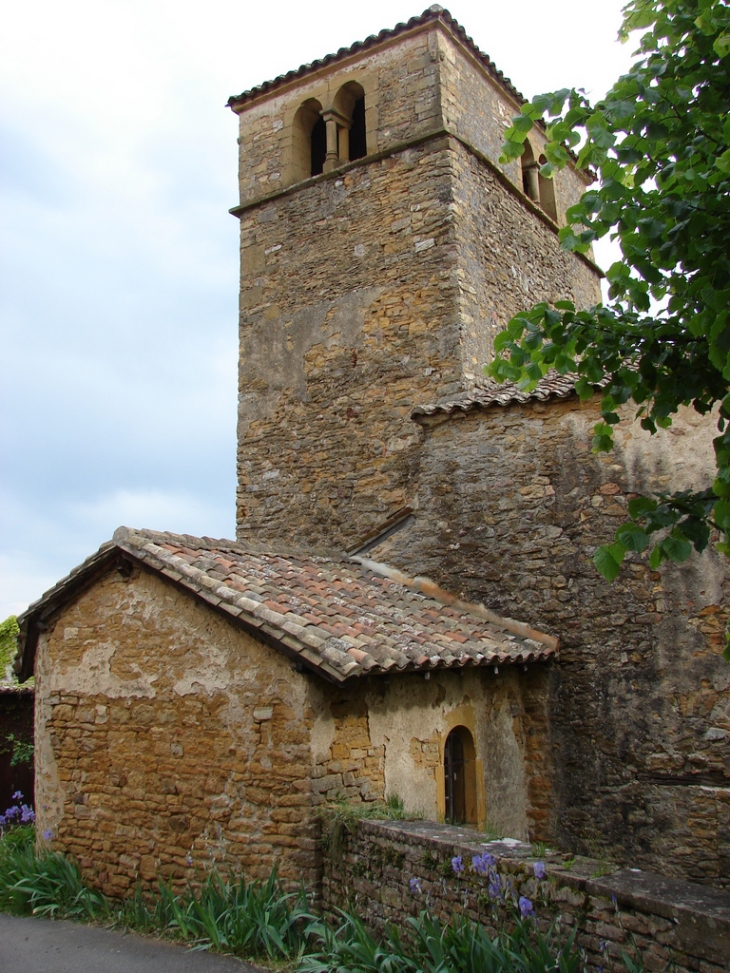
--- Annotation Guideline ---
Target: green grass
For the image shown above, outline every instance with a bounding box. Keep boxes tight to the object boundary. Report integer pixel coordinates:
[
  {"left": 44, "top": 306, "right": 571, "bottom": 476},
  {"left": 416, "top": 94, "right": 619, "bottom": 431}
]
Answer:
[{"left": 320, "top": 793, "right": 414, "bottom": 827}]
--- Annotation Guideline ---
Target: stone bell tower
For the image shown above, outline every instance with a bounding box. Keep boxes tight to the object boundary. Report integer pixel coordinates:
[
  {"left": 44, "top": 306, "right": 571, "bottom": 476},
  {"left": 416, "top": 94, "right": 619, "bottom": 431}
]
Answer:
[{"left": 228, "top": 6, "right": 600, "bottom": 550}]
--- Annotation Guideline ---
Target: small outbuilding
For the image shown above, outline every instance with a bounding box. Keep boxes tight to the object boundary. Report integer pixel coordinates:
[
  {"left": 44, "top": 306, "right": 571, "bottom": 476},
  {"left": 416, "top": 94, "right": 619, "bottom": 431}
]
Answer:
[{"left": 16, "top": 527, "right": 556, "bottom": 896}]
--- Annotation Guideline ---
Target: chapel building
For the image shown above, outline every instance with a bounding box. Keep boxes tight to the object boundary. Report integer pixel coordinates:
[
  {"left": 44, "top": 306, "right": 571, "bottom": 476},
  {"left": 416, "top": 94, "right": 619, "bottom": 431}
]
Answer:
[{"left": 16, "top": 6, "right": 729, "bottom": 895}]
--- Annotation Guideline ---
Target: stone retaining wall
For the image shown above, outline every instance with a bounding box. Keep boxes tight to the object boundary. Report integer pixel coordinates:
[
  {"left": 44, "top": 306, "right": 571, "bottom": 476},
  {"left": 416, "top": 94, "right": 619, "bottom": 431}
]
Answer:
[{"left": 321, "top": 819, "right": 730, "bottom": 972}]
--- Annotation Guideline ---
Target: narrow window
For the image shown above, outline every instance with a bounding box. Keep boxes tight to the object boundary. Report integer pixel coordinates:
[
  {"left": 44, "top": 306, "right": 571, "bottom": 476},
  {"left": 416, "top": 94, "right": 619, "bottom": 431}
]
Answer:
[
  {"left": 521, "top": 142, "right": 540, "bottom": 204},
  {"left": 311, "top": 115, "right": 327, "bottom": 176},
  {"left": 521, "top": 143, "right": 558, "bottom": 222},
  {"left": 333, "top": 81, "right": 367, "bottom": 164},
  {"left": 444, "top": 726, "right": 477, "bottom": 825},
  {"left": 349, "top": 96, "right": 366, "bottom": 161}
]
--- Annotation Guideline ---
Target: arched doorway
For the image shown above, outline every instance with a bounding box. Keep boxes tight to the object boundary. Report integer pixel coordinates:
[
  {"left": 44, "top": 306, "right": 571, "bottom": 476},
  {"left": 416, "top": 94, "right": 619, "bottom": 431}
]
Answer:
[{"left": 444, "top": 725, "right": 477, "bottom": 825}]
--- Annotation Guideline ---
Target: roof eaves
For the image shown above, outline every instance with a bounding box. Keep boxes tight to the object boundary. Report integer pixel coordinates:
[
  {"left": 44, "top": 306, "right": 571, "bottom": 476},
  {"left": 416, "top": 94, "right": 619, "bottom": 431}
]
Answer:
[{"left": 15, "top": 533, "right": 349, "bottom": 688}]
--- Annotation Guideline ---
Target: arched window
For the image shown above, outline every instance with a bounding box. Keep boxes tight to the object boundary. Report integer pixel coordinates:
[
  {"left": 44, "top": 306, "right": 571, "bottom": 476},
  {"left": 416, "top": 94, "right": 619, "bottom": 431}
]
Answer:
[
  {"left": 538, "top": 154, "right": 557, "bottom": 222},
  {"left": 521, "top": 143, "right": 558, "bottom": 222},
  {"left": 444, "top": 726, "right": 477, "bottom": 825},
  {"left": 332, "top": 81, "right": 367, "bottom": 164},
  {"left": 521, "top": 142, "right": 540, "bottom": 204},
  {"left": 292, "top": 98, "right": 325, "bottom": 181}
]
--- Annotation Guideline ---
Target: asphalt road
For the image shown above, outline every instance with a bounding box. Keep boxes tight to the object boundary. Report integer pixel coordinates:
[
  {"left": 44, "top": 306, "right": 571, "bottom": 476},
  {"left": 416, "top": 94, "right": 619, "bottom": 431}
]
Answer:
[{"left": 0, "top": 914, "right": 261, "bottom": 973}]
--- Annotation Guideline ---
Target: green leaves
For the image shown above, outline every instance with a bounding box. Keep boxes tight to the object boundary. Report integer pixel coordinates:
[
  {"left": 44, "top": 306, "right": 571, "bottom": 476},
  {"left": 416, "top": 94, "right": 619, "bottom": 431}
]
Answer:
[
  {"left": 490, "top": 0, "right": 730, "bottom": 653},
  {"left": 594, "top": 543, "right": 627, "bottom": 581}
]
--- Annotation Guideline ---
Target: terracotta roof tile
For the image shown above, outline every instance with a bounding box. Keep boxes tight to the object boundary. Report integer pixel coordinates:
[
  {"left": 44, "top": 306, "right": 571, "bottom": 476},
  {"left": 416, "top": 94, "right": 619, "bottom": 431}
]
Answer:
[
  {"left": 16, "top": 528, "right": 557, "bottom": 684},
  {"left": 227, "top": 6, "right": 525, "bottom": 111},
  {"left": 412, "top": 373, "right": 585, "bottom": 418}
]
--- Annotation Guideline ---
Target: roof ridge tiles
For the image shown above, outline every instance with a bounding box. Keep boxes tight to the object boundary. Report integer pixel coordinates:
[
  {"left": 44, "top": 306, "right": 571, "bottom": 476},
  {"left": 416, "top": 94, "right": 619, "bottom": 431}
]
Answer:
[{"left": 226, "top": 6, "right": 524, "bottom": 111}]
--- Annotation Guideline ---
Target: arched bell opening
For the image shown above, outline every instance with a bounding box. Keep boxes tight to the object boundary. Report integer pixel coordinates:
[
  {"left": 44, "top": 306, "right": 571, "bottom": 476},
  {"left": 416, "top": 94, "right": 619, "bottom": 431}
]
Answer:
[
  {"left": 291, "top": 98, "right": 325, "bottom": 181},
  {"left": 520, "top": 141, "right": 540, "bottom": 204},
  {"left": 310, "top": 115, "right": 327, "bottom": 176},
  {"left": 332, "top": 81, "right": 367, "bottom": 164},
  {"left": 538, "top": 154, "right": 557, "bottom": 222},
  {"left": 444, "top": 725, "right": 478, "bottom": 825}
]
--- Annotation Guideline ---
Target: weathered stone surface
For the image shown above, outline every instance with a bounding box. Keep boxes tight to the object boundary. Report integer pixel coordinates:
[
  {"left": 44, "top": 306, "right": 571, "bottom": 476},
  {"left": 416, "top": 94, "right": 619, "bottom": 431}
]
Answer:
[
  {"left": 33, "top": 561, "right": 556, "bottom": 893},
  {"left": 34, "top": 568, "right": 319, "bottom": 895},
  {"left": 321, "top": 820, "right": 730, "bottom": 972},
  {"left": 232, "top": 15, "right": 599, "bottom": 552},
  {"left": 375, "top": 397, "right": 730, "bottom": 886}
]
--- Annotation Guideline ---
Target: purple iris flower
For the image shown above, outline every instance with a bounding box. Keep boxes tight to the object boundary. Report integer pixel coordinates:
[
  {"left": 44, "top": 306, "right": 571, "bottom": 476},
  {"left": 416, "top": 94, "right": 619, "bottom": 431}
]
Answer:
[
  {"left": 409, "top": 877, "right": 422, "bottom": 894},
  {"left": 519, "top": 896, "right": 535, "bottom": 918},
  {"left": 472, "top": 852, "right": 496, "bottom": 875},
  {"left": 451, "top": 855, "right": 464, "bottom": 874},
  {"left": 533, "top": 861, "right": 546, "bottom": 880},
  {"left": 487, "top": 873, "right": 502, "bottom": 900}
]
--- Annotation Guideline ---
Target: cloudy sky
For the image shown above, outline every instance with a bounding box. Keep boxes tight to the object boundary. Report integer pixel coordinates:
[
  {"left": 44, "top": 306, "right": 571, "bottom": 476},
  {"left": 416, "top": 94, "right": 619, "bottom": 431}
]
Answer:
[{"left": 1, "top": 0, "right": 633, "bottom": 618}]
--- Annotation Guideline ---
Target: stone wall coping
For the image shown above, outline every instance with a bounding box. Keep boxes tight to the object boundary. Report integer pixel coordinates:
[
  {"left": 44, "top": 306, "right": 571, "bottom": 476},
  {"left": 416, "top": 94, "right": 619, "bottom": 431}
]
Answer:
[{"left": 358, "top": 819, "right": 730, "bottom": 928}]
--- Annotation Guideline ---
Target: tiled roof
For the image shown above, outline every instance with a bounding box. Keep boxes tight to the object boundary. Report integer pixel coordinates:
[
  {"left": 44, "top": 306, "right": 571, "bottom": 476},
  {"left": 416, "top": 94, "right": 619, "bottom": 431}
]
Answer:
[
  {"left": 16, "top": 528, "right": 556, "bottom": 684},
  {"left": 412, "top": 374, "right": 582, "bottom": 418},
  {"left": 227, "top": 6, "right": 525, "bottom": 110}
]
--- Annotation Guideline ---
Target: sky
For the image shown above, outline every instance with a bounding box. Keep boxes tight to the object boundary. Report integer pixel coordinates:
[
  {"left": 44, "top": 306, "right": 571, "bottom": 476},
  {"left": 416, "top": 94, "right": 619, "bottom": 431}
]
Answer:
[{"left": 0, "top": 0, "right": 634, "bottom": 618}]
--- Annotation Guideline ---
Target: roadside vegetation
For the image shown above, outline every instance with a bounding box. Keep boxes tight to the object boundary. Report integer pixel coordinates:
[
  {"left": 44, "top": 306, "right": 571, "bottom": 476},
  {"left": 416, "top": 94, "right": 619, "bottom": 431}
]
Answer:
[{"left": 0, "top": 802, "right": 644, "bottom": 972}]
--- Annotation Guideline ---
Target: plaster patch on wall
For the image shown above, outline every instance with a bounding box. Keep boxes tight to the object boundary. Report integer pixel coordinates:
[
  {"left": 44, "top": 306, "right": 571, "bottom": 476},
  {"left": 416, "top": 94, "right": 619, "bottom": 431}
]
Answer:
[
  {"left": 481, "top": 694, "right": 528, "bottom": 839},
  {"left": 310, "top": 712, "right": 336, "bottom": 767},
  {"left": 366, "top": 675, "right": 472, "bottom": 819},
  {"left": 51, "top": 641, "right": 157, "bottom": 699},
  {"left": 173, "top": 670, "right": 231, "bottom": 697}
]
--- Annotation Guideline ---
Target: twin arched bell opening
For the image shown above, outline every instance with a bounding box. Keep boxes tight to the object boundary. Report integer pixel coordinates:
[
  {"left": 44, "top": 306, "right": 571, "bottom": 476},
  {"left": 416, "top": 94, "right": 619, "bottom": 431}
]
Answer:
[{"left": 292, "top": 81, "right": 367, "bottom": 180}]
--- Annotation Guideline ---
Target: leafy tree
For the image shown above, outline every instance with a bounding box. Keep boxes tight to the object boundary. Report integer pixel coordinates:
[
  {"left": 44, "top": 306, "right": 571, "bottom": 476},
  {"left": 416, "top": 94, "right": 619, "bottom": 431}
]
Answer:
[
  {"left": 0, "top": 617, "right": 19, "bottom": 685},
  {"left": 489, "top": 0, "right": 730, "bottom": 655}
]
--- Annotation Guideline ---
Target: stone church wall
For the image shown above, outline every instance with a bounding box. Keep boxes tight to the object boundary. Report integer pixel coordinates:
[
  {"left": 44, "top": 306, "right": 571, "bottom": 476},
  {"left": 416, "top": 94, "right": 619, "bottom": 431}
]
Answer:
[
  {"left": 450, "top": 137, "right": 600, "bottom": 380},
  {"left": 235, "top": 135, "right": 461, "bottom": 550},
  {"left": 375, "top": 397, "right": 730, "bottom": 888},
  {"left": 436, "top": 26, "right": 588, "bottom": 222},
  {"left": 34, "top": 566, "right": 319, "bottom": 896},
  {"left": 234, "top": 133, "right": 601, "bottom": 550}
]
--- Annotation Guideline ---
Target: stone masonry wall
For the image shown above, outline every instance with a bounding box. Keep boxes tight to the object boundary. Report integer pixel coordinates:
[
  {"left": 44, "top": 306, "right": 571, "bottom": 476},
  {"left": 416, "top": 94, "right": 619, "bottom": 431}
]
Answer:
[
  {"left": 374, "top": 397, "right": 730, "bottom": 888},
  {"left": 437, "top": 27, "right": 589, "bottom": 224},
  {"left": 232, "top": 27, "right": 441, "bottom": 205},
  {"left": 321, "top": 819, "right": 730, "bottom": 973},
  {"left": 309, "top": 667, "right": 555, "bottom": 841},
  {"left": 451, "top": 137, "right": 600, "bottom": 380},
  {"left": 235, "top": 133, "right": 600, "bottom": 550},
  {"left": 235, "top": 135, "right": 461, "bottom": 550},
  {"left": 34, "top": 566, "right": 320, "bottom": 896}
]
